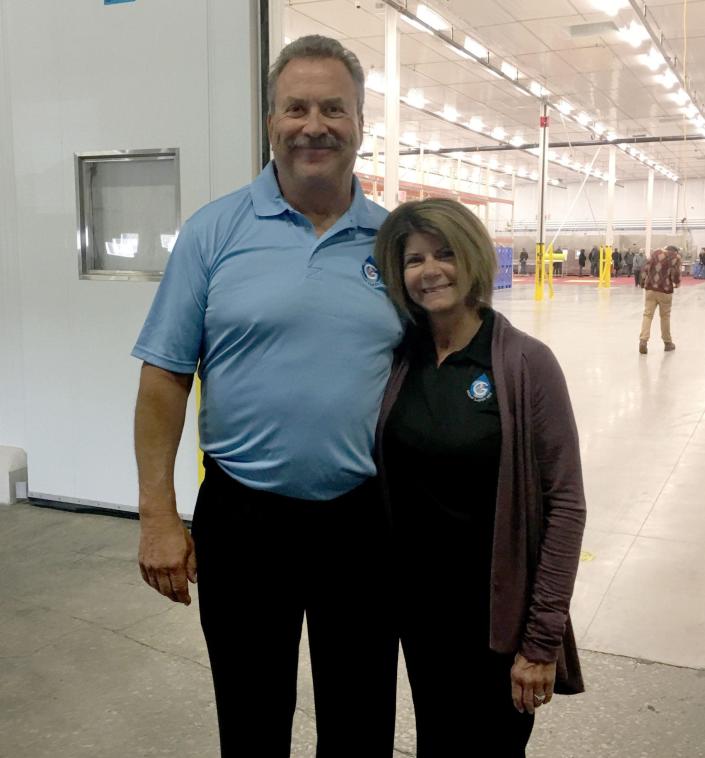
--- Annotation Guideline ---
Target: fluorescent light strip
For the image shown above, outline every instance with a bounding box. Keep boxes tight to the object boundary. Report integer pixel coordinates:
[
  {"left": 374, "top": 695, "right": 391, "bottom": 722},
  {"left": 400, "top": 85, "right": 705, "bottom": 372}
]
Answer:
[{"left": 381, "top": 3, "right": 679, "bottom": 182}]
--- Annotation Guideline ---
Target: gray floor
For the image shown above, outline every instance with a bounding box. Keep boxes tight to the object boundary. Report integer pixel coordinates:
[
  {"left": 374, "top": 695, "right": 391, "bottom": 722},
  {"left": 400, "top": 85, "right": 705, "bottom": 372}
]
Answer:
[{"left": 2, "top": 277, "right": 705, "bottom": 756}]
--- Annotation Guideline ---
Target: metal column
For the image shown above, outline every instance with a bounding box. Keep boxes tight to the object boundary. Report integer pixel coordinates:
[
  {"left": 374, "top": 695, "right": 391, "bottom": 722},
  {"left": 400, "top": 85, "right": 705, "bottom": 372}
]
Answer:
[
  {"left": 383, "top": 6, "right": 400, "bottom": 210},
  {"left": 534, "top": 102, "right": 549, "bottom": 300},
  {"left": 600, "top": 145, "right": 616, "bottom": 288},
  {"left": 645, "top": 168, "right": 654, "bottom": 256},
  {"left": 671, "top": 181, "right": 679, "bottom": 236}
]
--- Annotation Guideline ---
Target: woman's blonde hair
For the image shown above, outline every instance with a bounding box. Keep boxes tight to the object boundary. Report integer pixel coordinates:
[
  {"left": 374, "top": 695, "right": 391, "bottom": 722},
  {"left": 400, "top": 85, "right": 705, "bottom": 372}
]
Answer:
[{"left": 374, "top": 198, "right": 497, "bottom": 320}]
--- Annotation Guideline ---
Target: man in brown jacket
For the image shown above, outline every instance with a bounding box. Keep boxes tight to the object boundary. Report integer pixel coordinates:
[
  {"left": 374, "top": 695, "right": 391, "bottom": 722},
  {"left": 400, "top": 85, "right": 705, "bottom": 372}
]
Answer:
[{"left": 639, "top": 245, "right": 682, "bottom": 354}]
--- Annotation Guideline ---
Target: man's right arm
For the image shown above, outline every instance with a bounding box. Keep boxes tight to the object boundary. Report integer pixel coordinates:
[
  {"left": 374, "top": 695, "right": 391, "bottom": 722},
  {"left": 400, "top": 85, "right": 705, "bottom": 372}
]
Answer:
[{"left": 135, "top": 362, "right": 197, "bottom": 605}]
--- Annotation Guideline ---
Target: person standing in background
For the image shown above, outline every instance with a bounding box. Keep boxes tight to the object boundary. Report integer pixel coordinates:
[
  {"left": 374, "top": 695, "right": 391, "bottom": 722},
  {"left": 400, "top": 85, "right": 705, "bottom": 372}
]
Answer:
[
  {"left": 589, "top": 246, "right": 599, "bottom": 277},
  {"left": 578, "top": 249, "right": 586, "bottom": 277},
  {"left": 633, "top": 249, "right": 646, "bottom": 287},
  {"left": 639, "top": 245, "right": 681, "bottom": 354}
]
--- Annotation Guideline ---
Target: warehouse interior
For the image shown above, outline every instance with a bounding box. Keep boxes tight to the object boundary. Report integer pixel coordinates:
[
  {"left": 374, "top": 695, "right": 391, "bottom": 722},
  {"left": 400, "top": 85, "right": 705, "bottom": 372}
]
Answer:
[{"left": 1, "top": 0, "right": 704, "bottom": 756}]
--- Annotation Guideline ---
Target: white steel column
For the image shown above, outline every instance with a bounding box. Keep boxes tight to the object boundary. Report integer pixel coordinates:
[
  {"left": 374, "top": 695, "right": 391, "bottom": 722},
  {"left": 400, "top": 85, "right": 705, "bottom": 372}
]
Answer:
[
  {"left": 484, "top": 169, "right": 490, "bottom": 228},
  {"left": 645, "top": 168, "right": 654, "bottom": 256},
  {"left": 268, "top": 0, "right": 285, "bottom": 64},
  {"left": 606, "top": 145, "right": 616, "bottom": 248},
  {"left": 383, "top": 6, "right": 400, "bottom": 210},
  {"left": 510, "top": 171, "right": 516, "bottom": 237},
  {"left": 671, "top": 181, "right": 679, "bottom": 235},
  {"left": 536, "top": 102, "right": 549, "bottom": 249}
]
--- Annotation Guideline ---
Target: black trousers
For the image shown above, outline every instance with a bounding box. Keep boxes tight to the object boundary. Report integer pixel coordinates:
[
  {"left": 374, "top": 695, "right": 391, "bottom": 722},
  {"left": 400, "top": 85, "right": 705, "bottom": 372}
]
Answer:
[
  {"left": 393, "top": 500, "right": 534, "bottom": 757},
  {"left": 192, "top": 457, "right": 398, "bottom": 758}
]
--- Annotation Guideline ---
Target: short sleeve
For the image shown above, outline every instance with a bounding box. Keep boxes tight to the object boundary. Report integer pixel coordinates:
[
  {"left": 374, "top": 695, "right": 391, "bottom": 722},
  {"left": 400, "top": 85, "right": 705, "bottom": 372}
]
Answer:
[{"left": 131, "top": 220, "right": 208, "bottom": 374}]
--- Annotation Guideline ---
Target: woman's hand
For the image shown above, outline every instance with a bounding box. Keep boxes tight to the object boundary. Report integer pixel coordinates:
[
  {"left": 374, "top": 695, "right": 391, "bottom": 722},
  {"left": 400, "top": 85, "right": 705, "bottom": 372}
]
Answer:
[{"left": 510, "top": 653, "right": 556, "bottom": 715}]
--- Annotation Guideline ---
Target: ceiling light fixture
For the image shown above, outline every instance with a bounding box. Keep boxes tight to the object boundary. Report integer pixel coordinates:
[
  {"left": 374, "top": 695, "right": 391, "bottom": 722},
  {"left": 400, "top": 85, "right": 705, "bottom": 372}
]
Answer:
[
  {"left": 658, "top": 70, "right": 678, "bottom": 89},
  {"left": 464, "top": 35, "right": 488, "bottom": 59},
  {"left": 399, "top": 14, "right": 432, "bottom": 34},
  {"left": 557, "top": 100, "right": 574, "bottom": 115},
  {"left": 416, "top": 4, "right": 450, "bottom": 31},
  {"left": 445, "top": 43, "right": 473, "bottom": 60},
  {"left": 510, "top": 135, "right": 525, "bottom": 148},
  {"left": 500, "top": 61, "right": 521, "bottom": 80},
  {"left": 590, "top": 0, "right": 628, "bottom": 17},
  {"left": 468, "top": 116, "right": 484, "bottom": 132},
  {"left": 673, "top": 88, "right": 689, "bottom": 106},
  {"left": 529, "top": 81, "right": 550, "bottom": 98},
  {"left": 365, "top": 70, "right": 385, "bottom": 93},
  {"left": 441, "top": 105, "right": 459, "bottom": 121},
  {"left": 640, "top": 47, "right": 665, "bottom": 71},
  {"left": 404, "top": 88, "right": 428, "bottom": 109},
  {"left": 491, "top": 126, "right": 506, "bottom": 140},
  {"left": 618, "top": 21, "right": 649, "bottom": 48}
]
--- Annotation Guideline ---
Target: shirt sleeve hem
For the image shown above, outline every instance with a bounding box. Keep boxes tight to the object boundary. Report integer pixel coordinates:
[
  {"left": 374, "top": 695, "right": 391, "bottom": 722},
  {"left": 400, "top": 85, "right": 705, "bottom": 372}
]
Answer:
[{"left": 131, "top": 346, "right": 198, "bottom": 374}]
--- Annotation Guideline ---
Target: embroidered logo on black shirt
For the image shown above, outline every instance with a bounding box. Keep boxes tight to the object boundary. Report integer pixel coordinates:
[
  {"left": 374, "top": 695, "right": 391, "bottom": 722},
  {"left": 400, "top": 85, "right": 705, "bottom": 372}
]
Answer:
[{"left": 467, "top": 373, "right": 493, "bottom": 402}]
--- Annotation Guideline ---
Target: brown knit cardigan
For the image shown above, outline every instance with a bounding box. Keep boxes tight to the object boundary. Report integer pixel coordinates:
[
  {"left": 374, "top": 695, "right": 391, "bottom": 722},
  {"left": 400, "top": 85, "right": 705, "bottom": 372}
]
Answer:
[{"left": 375, "top": 310, "right": 586, "bottom": 694}]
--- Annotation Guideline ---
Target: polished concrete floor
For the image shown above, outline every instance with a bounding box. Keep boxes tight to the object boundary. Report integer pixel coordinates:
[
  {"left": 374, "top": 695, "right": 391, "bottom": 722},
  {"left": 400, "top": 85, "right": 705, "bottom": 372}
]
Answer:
[{"left": 2, "top": 276, "right": 704, "bottom": 757}]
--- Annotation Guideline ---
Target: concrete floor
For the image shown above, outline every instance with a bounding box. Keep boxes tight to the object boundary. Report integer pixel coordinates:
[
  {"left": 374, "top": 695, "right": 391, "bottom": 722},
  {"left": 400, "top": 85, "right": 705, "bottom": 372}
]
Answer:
[{"left": 2, "top": 276, "right": 705, "bottom": 757}]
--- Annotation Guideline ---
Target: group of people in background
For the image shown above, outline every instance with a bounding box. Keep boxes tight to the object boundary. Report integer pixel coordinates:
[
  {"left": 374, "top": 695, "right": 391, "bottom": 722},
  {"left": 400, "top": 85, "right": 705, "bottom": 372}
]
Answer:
[{"left": 518, "top": 244, "right": 655, "bottom": 284}]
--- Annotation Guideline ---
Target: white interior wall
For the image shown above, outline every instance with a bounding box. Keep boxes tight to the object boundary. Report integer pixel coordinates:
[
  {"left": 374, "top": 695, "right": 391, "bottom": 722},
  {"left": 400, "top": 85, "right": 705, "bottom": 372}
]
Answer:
[
  {"left": 513, "top": 177, "right": 705, "bottom": 253},
  {"left": 0, "top": 0, "right": 258, "bottom": 516}
]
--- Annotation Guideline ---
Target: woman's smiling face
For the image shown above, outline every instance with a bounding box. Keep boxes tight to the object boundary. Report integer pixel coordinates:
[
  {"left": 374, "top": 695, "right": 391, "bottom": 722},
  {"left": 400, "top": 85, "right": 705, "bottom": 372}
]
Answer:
[{"left": 402, "top": 231, "right": 468, "bottom": 317}]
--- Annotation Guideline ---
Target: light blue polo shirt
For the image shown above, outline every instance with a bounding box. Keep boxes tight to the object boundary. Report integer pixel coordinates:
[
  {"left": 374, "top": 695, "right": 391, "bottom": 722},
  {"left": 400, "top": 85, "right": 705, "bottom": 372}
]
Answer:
[{"left": 132, "top": 162, "right": 403, "bottom": 500}]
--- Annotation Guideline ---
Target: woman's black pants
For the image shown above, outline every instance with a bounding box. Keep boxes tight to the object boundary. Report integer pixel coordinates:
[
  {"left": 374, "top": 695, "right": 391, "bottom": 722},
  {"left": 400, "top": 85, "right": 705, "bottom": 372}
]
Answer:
[
  {"left": 394, "top": 501, "right": 535, "bottom": 757},
  {"left": 192, "top": 457, "right": 398, "bottom": 757}
]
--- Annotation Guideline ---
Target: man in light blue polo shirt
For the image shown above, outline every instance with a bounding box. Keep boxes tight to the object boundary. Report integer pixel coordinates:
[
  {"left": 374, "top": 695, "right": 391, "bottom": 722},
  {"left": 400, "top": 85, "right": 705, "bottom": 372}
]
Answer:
[{"left": 133, "top": 35, "right": 402, "bottom": 758}]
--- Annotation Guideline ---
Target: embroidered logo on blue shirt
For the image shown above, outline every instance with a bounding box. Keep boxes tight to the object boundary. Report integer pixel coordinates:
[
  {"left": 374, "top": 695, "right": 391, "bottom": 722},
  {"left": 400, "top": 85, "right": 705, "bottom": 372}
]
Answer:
[
  {"left": 467, "top": 373, "right": 493, "bottom": 402},
  {"left": 361, "top": 256, "right": 383, "bottom": 288}
]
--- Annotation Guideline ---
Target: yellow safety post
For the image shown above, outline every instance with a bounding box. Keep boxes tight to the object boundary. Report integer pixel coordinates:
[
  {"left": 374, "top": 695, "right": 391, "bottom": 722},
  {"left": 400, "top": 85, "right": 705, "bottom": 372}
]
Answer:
[
  {"left": 534, "top": 242, "right": 544, "bottom": 300},
  {"left": 547, "top": 243, "right": 555, "bottom": 300},
  {"left": 195, "top": 374, "right": 205, "bottom": 485},
  {"left": 599, "top": 245, "right": 612, "bottom": 288}
]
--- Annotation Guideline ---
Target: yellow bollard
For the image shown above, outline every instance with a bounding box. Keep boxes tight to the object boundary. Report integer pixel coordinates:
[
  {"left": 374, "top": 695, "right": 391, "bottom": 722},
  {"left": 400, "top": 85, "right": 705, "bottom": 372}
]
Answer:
[
  {"left": 196, "top": 374, "right": 205, "bottom": 485},
  {"left": 534, "top": 243, "right": 544, "bottom": 300},
  {"left": 599, "top": 245, "right": 612, "bottom": 288},
  {"left": 547, "top": 243, "right": 555, "bottom": 300}
]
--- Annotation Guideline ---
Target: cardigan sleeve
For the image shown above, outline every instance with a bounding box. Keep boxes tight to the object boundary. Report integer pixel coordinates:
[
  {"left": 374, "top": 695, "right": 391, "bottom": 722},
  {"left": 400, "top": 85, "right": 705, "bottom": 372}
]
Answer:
[{"left": 519, "top": 342, "right": 587, "bottom": 663}]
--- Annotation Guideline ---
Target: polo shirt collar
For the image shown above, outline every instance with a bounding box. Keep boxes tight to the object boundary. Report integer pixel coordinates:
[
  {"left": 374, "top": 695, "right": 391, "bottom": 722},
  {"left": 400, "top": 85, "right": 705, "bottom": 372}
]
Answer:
[
  {"left": 250, "top": 161, "right": 382, "bottom": 231},
  {"left": 409, "top": 308, "right": 495, "bottom": 369}
]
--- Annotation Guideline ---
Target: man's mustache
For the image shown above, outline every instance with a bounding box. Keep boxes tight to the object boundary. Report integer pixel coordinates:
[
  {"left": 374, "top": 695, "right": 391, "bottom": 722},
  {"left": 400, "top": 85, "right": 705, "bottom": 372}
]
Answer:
[{"left": 286, "top": 136, "right": 342, "bottom": 150}]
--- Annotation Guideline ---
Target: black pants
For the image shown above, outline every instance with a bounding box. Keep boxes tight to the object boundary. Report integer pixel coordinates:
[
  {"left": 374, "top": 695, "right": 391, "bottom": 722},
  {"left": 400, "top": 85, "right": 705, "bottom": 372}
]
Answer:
[
  {"left": 192, "top": 457, "right": 398, "bottom": 757},
  {"left": 393, "top": 500, "right": 534, "bottom": 757}
]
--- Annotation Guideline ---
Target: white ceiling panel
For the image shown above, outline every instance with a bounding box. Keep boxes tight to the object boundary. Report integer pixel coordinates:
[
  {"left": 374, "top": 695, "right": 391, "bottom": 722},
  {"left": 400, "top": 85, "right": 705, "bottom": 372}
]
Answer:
[
  {"left": 650, "top": 1, "right": 705, "bottom": 39},
  {"left": 521, "top": 16, "right": 597, "bottom": 51},
  {"left": 471, "top": 22, "right": 549, "bottom": 55},
  {"left": 558, "top": 45, "right": 623, "bottom": 74},
  {"left": 443, "top": 0, "right": 515, "bottom": 27},
  {"left": 284, "top": 7, "right": 343, "bottom": 40},
  {"left": 514, "top": 50, "right": 579, "bottom": 79},
  {"left": 497, "top": 0, "right": 587, "bottom": 22},
  {"left": 288, "top": 0, "right": 383, "bottom": 38},
  {"left": 411, "top": 60, "right": 489, "bottom": 86}
]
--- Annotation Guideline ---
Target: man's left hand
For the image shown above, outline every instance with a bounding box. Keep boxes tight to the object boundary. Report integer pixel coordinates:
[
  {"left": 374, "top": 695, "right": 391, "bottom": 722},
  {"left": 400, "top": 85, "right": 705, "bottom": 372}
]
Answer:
[{"left": 510, "top": 653, "right": 556, "bottom": 715}]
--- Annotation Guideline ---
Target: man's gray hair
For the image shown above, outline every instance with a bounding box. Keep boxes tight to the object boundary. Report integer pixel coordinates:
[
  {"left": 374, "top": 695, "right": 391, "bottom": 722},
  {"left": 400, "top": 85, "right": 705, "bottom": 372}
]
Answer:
[
  {"left": 267, "top": 35, "right": 365, "bottom": 119},
  {"left": 666, "top": 245, "right": 679, "bottom": 253}
]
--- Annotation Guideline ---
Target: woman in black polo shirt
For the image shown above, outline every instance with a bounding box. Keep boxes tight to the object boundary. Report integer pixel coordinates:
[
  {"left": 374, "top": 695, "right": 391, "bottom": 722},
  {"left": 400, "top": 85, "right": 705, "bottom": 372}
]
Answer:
[{"left": 374, "top": 199, "right": 586, "bottom": 757}]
